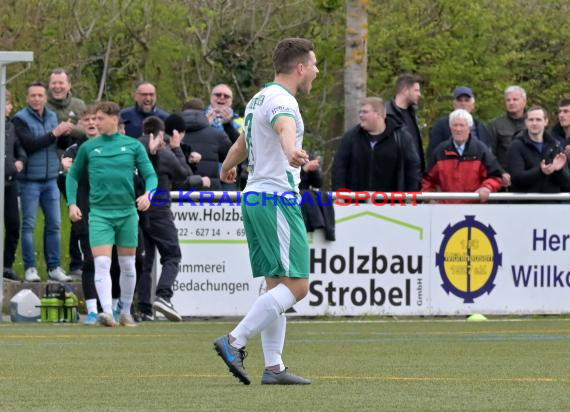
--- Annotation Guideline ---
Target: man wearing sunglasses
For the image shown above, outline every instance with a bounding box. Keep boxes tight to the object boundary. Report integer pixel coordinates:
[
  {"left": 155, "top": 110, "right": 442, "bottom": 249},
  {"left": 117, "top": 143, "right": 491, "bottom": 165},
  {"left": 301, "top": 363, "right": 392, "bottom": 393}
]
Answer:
[
  {"left": 207, "top": 84, "right": 244, "bottom": 143},
  {"left": 207, "top": 84, "right": 246, "bottom": 189}
]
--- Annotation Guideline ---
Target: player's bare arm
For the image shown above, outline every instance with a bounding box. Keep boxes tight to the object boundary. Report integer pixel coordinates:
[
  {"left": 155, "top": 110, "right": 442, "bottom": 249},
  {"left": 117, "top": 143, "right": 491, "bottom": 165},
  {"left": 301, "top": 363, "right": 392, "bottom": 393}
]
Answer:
[
  {"left": 221, "top": 131, "right": 247, "bottom": 183},
  {"left": 273, "top": 116, "right": 308, "bottom": 167}
]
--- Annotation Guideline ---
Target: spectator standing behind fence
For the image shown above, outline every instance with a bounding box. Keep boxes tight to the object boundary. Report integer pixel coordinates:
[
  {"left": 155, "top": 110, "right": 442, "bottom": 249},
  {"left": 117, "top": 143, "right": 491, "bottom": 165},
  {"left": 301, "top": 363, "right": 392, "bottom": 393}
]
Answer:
[
  {"left": 3, "top": 91, "right": 26, "bottom": 282},
  {"left": 46, "top": 68, "right": 86, "bottom": 145},
  {"left": 422, "top": 109, "right": 503, "bottom": 204},
  {"left": 166, "top": 113, "right": 210, "bottom": 191},
  {"left": 332, "top": 97, "right": 421, "bottom": 192},
  {"left": 58, "top": 106, "right": 101, "bottom": 324},
  {"left": 428, "top": 86, "right": 492, "bottom": 157},
  {"left": 207, "top": 84, "right": 246, "bottom": 190},
  {"left": 13, "top": 81, "right": 74, "bottom": 282},
  {"left": 489, "top": 85, "right": 527, "bottom": 172},
  {"left": 120, "top": 81, "right": 169, "bottom": 139},
  {"left": 47, "top": 69, "right": 88, "bottom": 278},
  {"left": 136, "top": 115, "right": 193, "bottom": 322},
  {"left": 70, "top": 112, "right": 99, "bottom": 280},
  {"left": 207, "top": 84, "right": 244, "bottom": 142},
  {"left": 551, "top": 98, "right": 570, "bottom": 151},
  {"left": 507, "top": 106, "right": 570, "bottom": 195},
  {"left": 181, "top": 98, "right": 232, "bottom": 191},
  {"left": 386, "top": 74, "right": 425, "bottom": 172},
  {"left": 68, "top": 106, "right": 99, "bottom": 278},
  {"left": 300, "top": 151, "right": 335, "bottom": 241}
]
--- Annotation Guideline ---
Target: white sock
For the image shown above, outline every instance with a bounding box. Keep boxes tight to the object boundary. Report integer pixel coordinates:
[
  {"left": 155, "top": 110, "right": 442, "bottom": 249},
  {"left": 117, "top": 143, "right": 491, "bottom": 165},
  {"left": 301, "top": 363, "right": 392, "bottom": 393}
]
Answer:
[
  {"left": 261, "top": 313, "right": 286, "bottom": 371},
  {"left": 231, "top": 283, "right": 296, "bottom": 348},
  {"left": 118, "top": 255, "right": 137, "bottom": 315},
  {"left": 86, "top": 298, "right": 98, "bottom": 315},
  {"left": 112, "top": 298, "right": 119, "bottom": 311},
  {"left": 94, "top": 256, "right": 112, "bottom": 314}
]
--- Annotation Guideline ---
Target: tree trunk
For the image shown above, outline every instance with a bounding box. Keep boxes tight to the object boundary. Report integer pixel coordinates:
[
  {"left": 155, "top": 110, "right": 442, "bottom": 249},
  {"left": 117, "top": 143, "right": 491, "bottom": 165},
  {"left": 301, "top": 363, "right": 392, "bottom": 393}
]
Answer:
[{"left": 344, "top": 0, "right": 368, "bottom": 131}]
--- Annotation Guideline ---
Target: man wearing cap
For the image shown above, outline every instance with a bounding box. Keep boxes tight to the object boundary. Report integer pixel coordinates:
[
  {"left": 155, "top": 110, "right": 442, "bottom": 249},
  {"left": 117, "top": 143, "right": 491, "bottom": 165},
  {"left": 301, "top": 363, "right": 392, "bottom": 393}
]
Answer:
[{"left": 427, "top": 86, "right": 492, "bottom": 158}]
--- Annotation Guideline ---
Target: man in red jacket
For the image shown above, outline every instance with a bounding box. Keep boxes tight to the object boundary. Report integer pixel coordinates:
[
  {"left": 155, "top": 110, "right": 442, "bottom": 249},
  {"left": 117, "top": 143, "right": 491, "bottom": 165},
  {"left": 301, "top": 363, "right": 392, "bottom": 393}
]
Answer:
[{"left": 422, "top": 109, "right": 503, "bottom": 204}]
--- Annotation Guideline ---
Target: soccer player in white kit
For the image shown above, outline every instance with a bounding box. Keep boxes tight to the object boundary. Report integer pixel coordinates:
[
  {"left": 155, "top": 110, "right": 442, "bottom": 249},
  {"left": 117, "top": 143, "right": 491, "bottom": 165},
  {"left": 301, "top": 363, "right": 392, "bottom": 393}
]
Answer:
[{"left": 214, "top": 38, "right": 318, "bottom": 385}]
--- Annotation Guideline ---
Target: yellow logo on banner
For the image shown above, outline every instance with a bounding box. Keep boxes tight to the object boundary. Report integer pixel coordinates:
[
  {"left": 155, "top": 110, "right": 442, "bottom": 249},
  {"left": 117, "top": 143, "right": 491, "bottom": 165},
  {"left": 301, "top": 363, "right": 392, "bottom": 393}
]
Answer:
[{"left": 436, "top": 216, "right": 502, "bottom": 303}]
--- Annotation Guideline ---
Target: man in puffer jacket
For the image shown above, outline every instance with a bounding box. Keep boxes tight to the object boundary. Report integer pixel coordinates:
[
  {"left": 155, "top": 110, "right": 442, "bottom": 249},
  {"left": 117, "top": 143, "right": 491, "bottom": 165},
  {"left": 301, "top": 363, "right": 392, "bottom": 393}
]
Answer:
[
  {"left": 13, "top": 81, "right": 74, "bottom": 282},
  {"left": 181, "top": 98, "right": 231, "bottom": 191}
]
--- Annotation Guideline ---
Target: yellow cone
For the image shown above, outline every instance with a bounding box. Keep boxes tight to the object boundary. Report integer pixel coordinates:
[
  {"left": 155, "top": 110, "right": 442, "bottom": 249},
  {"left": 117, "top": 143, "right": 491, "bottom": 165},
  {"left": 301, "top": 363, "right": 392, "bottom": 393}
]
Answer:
[{"left": 467, "top": 313, "right": 487, "bottom": 321}]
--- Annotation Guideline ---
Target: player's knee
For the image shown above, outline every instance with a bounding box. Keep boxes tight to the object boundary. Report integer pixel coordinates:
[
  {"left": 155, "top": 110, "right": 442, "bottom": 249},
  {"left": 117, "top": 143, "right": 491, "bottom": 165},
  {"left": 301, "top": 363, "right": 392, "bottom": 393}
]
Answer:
[{"left": 291, "top": 282, "right": 309, "bottom": 301}]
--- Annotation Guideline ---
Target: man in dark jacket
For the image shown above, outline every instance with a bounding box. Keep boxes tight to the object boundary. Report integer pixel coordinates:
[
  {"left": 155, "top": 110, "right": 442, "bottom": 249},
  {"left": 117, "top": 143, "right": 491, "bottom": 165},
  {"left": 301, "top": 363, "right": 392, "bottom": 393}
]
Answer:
[
  {"left": 332, "top": 97, "right": 421, "bottom": 192},
  {"left": 489, "top": 85, "right": 527, "bottom": 172},
  {"left": 58, "top": 106, "right": 103, "bottom": 324},
  {"left": 181, "top": 99, "right": 232, "bottom": 190},
  {"left": 551, "top": 98, "right": 570, "bottom": 148},
  {"left": 136, "top": 115, "right": 201, "bottom": 322},
  {"left": 300, "top": 153, "right": 335, "bottom": 241},
  {"left": 423, "top": 109, "right": 503, "bottom": 204},
  {"left": 46, "top": 68, "right": 87, "bottom": 144},
  {"left": 428, "top": 86, "right": 492, "bottom": 157},
  {"left": 3, "top": 91, "right": 26, "bottom": 281},
  {"left": 64, "top": 104, "right": 98, "bottom": 278},
  {"left": 507, "top": 106, "right": 570, "bottom": 194},
  {"left": 13, "top": 81, "right": 74, "bottom": 282},
  {"left": 385, "top": 74, "right": 425, "bottom": 171},
  {"left": 120, "top": 81, "right": 169, "bottom": 138}
]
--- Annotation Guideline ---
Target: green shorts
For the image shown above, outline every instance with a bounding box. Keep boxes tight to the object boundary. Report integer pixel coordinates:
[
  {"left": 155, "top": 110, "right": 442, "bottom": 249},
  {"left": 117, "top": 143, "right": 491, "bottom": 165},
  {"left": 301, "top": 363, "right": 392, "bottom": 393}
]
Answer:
[
  {"left": 241, "top": 192, "right": 309, "bottom": 278},
  {"left": 89, "top": 211, "right": 139, "bottom": 248}
]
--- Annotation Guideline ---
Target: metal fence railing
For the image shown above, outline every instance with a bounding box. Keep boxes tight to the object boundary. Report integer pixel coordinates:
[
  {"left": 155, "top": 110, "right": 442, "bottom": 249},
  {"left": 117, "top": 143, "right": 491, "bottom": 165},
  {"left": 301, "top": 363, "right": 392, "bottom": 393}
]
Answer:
[{"left": 168, "top": 191, "right": 570, "bottom": 202}]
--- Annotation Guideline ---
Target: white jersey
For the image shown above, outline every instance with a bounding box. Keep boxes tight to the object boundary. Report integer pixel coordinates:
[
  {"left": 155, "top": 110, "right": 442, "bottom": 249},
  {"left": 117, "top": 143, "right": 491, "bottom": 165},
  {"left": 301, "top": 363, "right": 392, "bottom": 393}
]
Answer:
[{"left": 242, "top": 82, "right": 304, "bottom": 195}]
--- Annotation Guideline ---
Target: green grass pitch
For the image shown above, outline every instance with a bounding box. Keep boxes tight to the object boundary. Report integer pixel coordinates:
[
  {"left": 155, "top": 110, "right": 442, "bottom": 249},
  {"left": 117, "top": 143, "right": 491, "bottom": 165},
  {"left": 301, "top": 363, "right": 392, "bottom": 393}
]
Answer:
[{"left": 0, "top": 318, "right": 569, "bottom": 411}]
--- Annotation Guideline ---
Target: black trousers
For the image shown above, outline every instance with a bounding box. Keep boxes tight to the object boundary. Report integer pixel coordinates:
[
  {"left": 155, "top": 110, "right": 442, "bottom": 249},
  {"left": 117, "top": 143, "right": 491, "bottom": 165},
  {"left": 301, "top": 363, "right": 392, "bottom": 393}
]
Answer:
[
  {"left": 69, "top": 227, "right": 83, "bottom": 271},
  {"left": 77, "top": 228, "right": 96, "bottom": 301},
  {"left": 4, "top": 184, "right": 19, "bottom": 269},
  {"left": 137, "top": 207, "right": 181, "bottom": 314}
]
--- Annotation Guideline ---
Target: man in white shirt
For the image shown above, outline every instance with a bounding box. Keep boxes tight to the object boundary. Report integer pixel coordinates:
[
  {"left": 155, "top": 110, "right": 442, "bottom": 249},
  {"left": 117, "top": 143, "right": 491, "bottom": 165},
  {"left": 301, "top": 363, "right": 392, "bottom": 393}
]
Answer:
[{"left": 214, "top": 37, "right": 318, "bottom": 386}]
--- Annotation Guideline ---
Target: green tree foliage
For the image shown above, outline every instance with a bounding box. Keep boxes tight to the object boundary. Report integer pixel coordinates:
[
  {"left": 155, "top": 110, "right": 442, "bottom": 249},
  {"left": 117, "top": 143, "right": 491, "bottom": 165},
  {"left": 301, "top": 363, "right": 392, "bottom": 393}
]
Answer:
[{"left": 367, "top": 0, "right": 570, "bottom": 126}]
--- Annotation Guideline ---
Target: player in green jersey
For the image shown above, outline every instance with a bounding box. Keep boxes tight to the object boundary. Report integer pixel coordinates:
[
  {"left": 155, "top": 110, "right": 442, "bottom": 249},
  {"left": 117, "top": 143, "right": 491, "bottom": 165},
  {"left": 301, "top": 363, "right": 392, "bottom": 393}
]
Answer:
[{"left": 66, "top": 101, "right": 159, "bottom": 327}]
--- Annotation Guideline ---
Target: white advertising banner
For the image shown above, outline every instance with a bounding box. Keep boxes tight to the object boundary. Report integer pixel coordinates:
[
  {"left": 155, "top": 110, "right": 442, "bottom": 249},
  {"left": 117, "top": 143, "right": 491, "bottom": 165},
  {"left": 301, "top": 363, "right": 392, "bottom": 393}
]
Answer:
[
  {"left": 169, "top": 205, "right": 262, "bottom": 316},
  {"left": 163, "top": 203, "right": 570, "bottom": 316},
  {"left": 296, "top": 205, "right": 429, "bottom": 316},
  {"left": 429, "top": 205, "right": 570, "bottom": 315}
]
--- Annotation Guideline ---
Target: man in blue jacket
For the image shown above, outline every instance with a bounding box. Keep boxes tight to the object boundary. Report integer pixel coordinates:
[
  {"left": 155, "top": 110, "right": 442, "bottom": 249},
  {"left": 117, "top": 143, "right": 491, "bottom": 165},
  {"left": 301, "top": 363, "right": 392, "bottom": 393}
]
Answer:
[
  {"left": 13, "top": 81, "right": 74, "bottom": 282},
  {"left": 120, "top": 81, "right": 169, "bottom": 138}
]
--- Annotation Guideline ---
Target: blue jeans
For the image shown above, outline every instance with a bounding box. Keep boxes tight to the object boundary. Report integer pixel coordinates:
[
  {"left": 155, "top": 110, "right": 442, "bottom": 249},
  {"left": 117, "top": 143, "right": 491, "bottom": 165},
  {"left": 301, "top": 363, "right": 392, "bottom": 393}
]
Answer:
[{"left": 19, "top": 179, "right": 61, "bottom": 270}]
